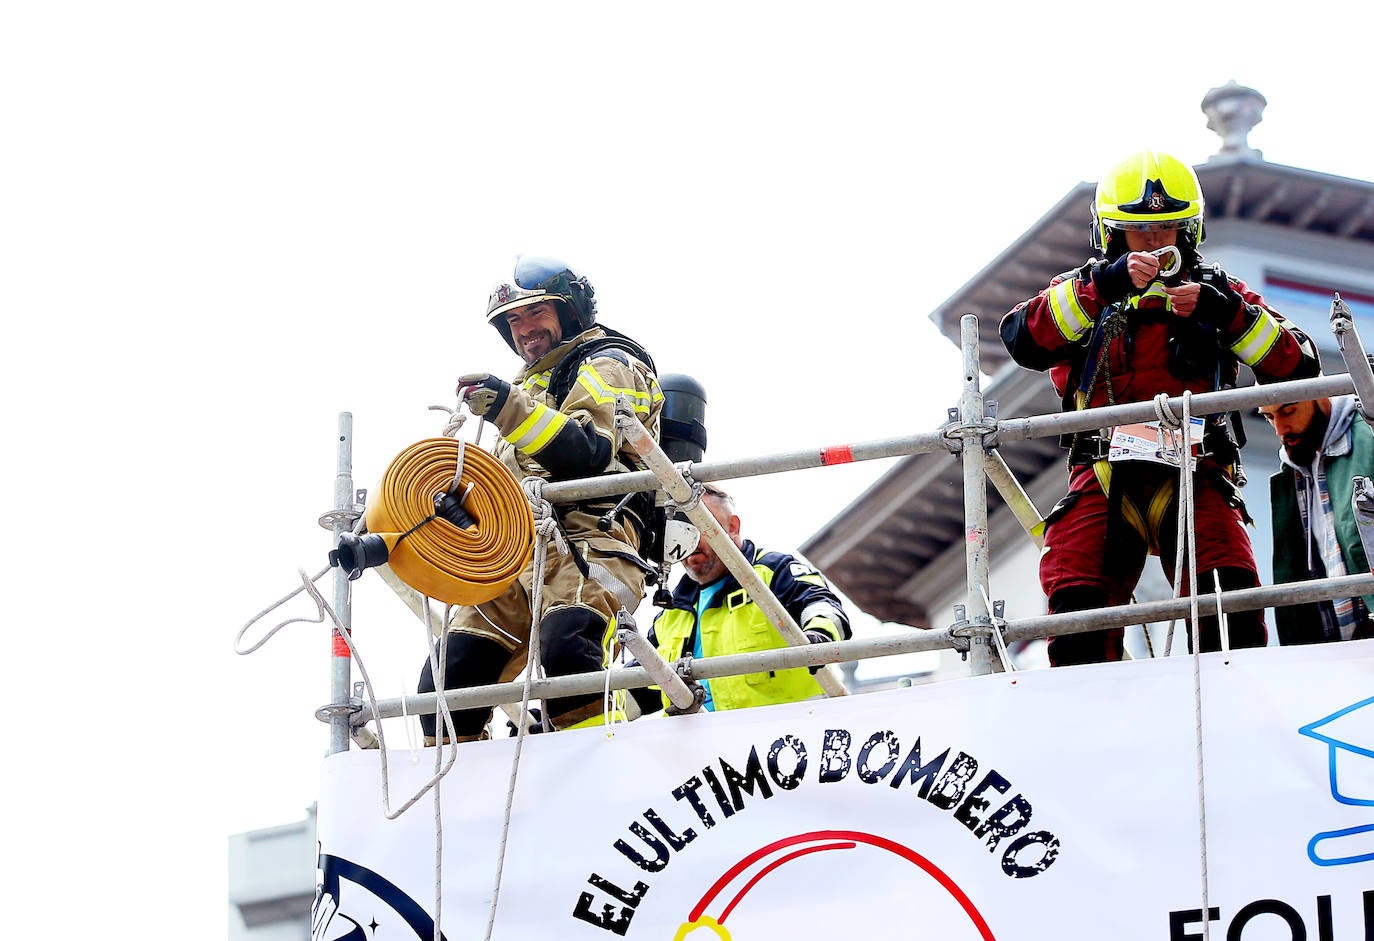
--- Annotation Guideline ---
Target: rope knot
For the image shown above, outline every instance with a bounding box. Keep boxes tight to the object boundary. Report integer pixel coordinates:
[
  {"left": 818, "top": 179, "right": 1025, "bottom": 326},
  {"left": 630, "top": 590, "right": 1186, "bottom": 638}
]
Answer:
[
  {"left": 522, "top": 476, "right": 567, "bottom": 554},
  {"left": 1153, "top": 392, "right": 1185, "bottom": 429},
  {"left": 429, "top": 404, "right": 467, "bottom": 438}
]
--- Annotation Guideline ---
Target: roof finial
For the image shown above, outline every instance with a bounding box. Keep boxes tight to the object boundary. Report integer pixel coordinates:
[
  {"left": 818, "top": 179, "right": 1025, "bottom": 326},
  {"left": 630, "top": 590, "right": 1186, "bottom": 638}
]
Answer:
[{"left": 1201, "top": 80, "right": 1267, "bottom": 160}]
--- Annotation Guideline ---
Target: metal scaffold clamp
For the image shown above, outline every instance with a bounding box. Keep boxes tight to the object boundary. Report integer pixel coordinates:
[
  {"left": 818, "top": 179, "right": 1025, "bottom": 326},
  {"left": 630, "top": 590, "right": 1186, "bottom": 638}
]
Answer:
[
  {"left": 940, "top": 401, "right": 1000, "bottom": 453},
  {"left": 315, "top": 687, "right": 365, "bottom": 725},
  {"left": 666, "top": 468, "right": 707, "bottom": 517},
  {"left": 946, "top": 600, "right": 1015, "bottom": 672},
  {"left": 318, "top": 488, "right": 367, "bottom": 531}
]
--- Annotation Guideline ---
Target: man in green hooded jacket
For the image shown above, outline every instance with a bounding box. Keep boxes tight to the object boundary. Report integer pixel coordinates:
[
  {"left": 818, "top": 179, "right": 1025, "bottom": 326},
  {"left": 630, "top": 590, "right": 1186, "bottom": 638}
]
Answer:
[{"left": 1261, "top": 393, "right": 1374, "bottom": 644}]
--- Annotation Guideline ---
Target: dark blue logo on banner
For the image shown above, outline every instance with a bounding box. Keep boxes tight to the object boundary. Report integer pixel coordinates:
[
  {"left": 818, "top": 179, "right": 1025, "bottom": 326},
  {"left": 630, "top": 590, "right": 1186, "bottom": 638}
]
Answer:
[{"left": 313, "top": 849, "right": 449, "bottom": 941}]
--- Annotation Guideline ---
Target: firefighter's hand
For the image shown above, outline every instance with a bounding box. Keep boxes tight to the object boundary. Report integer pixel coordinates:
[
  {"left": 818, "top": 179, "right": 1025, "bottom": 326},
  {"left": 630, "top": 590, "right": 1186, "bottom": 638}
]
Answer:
[
  {"left": 804, "top": 626, "right": 832, "bottom": 674},
  {"left": 456, "top": 373, "right": 510, "bottom": 417},
  {"left": 1164, "top": 281, "right": 1202, "bottom": 316},
  {"left": 1093, "top": 252, "right": 1159, "bottom": 302},
  {"left": 506, "top": 707, "right": 544, "bottom": 736},
  {"left": 1187, "top": 278, "right": 1243, "bottom": 329}
]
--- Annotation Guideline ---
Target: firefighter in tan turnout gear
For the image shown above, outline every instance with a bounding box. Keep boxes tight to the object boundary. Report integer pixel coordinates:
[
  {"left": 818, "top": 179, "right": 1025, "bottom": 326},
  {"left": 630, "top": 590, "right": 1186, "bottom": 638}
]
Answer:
[{"left": 419, "top": 256, "right": 664, "bottom": 739}]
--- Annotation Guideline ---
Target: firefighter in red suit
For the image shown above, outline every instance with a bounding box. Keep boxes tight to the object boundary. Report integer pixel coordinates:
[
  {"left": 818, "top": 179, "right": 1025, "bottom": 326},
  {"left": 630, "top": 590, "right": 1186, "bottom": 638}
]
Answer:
[{"left": 1000, "top": 150, "right": 1320, "bottom": 665}]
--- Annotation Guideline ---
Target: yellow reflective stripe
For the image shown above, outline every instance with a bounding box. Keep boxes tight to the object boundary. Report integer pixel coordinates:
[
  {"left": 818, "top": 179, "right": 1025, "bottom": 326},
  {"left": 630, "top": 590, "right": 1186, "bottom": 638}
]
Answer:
[
  {"left": 508, "top": 403, "right": 568, "bottom": 453},
  {"left": 1136, "top": 282, "right": 1170, "bottom": 308},
  {"left": 576, "top": 363, "right": 656, "bottom": 415},
  {"left": 524, "top": 372, "right": 550, "bottom": 392},
  {"left": 1048, "top": 279, "right": 1095, "bottom": 342},
  {"left": 1230, "top": 309, "right": 1281, "bottom": 366}
]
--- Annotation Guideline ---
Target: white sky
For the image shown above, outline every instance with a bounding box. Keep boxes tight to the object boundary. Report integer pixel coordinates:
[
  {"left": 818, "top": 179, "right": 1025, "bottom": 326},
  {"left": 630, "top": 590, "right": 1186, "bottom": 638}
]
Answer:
[{"left": 5, "top": 2, "right": 1373, "bottom": 931}]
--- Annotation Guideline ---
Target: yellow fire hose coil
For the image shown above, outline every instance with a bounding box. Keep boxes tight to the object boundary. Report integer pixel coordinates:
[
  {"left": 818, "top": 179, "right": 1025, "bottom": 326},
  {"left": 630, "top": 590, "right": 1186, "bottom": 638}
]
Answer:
[{"left": 365, "top": 438, "right": 535, "bottom": 606}]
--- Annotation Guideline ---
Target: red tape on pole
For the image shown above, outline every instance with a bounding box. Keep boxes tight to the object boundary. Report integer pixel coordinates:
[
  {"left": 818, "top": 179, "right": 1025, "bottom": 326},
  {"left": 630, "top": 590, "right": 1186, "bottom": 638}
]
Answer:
[{"left": 820, "top": 445, "right": 854, "bottom": 466}]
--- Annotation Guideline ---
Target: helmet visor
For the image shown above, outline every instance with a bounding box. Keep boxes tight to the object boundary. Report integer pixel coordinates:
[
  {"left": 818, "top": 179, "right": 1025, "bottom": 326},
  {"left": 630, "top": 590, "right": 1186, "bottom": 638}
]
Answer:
[
  {"left": 1101, "top": 217, "right": 1195, "bottom": 233},
  {"left": 513, "top": 256, "right": 573, "bottom": 291}
]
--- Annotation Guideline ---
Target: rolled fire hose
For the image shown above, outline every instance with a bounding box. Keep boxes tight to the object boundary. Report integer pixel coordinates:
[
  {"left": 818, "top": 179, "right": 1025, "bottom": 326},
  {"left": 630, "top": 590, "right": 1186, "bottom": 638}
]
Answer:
[{"left": 356, "top": 438, "right": 535, "bottom": 606}]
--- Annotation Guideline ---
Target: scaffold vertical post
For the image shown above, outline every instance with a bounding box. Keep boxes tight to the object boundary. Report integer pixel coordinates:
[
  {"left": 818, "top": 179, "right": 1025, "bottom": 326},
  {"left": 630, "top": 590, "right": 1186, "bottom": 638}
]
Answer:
[
  {"left": 329, "top": 412, "right": 355, "bottom": 755},
  {"left": 960, "top": 314, "right": 997, "bottom": 676}
]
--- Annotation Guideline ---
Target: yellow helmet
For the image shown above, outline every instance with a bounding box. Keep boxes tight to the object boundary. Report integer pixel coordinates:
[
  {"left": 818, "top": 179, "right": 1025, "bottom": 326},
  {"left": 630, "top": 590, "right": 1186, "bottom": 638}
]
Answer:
[{"left": 1092, "top": 150, "right": 1204, "bottom": 259}]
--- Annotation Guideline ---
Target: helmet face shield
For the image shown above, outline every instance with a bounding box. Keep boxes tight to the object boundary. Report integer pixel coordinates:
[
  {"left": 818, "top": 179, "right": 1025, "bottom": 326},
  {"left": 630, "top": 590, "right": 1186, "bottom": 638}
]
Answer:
[
  {"left": 485, "top": 256, "right": 597, "bottom": 354},
  {"left": 513, "top": 256, "right": 574, "bottom": 290},
  {"left": 1101, "top": 217, "right": 1194, "bottom": 234}
]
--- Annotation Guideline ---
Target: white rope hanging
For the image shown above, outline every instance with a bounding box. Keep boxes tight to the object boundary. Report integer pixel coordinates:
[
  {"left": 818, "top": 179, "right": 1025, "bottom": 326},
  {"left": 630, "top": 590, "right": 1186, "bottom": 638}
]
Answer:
[{"left": 1153, "top": 390, "right": 1213, "bottom": 941}]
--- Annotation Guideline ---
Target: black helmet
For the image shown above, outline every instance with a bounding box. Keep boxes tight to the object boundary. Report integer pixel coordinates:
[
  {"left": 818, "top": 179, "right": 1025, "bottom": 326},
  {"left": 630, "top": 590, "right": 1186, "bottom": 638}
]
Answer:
[{"left": 486, "top": 256, "right": 597, "bottom": 354}]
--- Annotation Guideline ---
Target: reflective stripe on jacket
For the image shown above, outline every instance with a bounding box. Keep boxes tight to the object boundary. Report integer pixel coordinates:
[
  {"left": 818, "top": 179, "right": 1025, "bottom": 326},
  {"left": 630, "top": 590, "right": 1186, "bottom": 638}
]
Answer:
[{"left": 489, "top": 326, "right": 664, "bottom": 485}]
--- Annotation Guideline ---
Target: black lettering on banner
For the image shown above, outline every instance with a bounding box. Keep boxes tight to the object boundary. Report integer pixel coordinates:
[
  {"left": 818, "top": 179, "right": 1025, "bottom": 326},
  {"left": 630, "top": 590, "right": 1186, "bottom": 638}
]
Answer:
[
  {"left": 1226, "top": 899, "right": 1305, "bottom": 941},
  {"left": 1167, "top": 907, "right": 1219, "bottom": 941},
  {"left": 577, "top": 726, "right": 1065, "bottom": 933},
  {"left": 720, "top": 747, "right": 774, "bottom": 810},
  {"left": 672, "top": 776, "right": 717, "bottom": 828},
  {"left": 819, "top": 729, "right": 852, "bottom": 783},
  {"left": 857, "top": 730, "right": 901, "bottom": 784},
  {"left": 888, "top": 739, "right": 949, "bottom": 796},
  {"left": 954, "top": 771, "right": 1011, "bottom": 833},
  {"left": 973, "top": 793, "right": 1032, "bottom": 851},
  {"left": 766, "top": 734, "right": 808, "bottom": 790},
  {"left": 928, "top": 752, "right": 979, "bottom": 810},
  {"left": 701, "top": 766, "right": 736, "bottom": 819},
  {"left": 571, "top": 874, "right": 649, "bottom": 936},
  {"left": 1168, "top": 891, "right": 1374, "bottom": 941},
  {"left": 1000, "top": 830, "right": 1061, "bottom": 878},
  {"left": 613, "top": 822, "right": 672, "bottom": 873},
  {"left": 643, "top": 808, "right": 697, "bottom": 851}
]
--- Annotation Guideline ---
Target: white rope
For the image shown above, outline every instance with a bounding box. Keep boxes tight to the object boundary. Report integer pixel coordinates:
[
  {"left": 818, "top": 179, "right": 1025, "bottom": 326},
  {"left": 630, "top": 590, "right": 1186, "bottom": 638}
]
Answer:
[
  {"left": 235, "top": 565, "right": 333, "bottom": 655},
  {"left": 484, "top": 477, "right": 560, "bottom": 940},
  {"left": 1156, "top": 391, "right": 1212, "bottom": 941},
  {"left": 290, "top": 574, "right": 460, "bottom": 821},
  {"left": 979, "top": 585, "right": 1016, "bottom": 673},
  {"left": 234, "top": 553, "right": 463, "bottom": 823}
]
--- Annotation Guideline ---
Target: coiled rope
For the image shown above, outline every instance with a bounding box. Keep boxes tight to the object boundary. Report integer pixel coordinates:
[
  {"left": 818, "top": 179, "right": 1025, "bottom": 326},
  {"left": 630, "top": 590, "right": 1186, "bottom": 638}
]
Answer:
[{"left": 366, "top": 438, "right": 535, "bottom": 605}]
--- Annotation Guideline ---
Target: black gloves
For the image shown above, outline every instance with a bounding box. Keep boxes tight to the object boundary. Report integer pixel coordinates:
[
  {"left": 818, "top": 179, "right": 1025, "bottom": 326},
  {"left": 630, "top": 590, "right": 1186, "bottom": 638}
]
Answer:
[
  {"left": 1192, "top": 267, "right": 1243, "bottom": 329},
  {"left": 1090, "top": 254, "right": 1134, "bottom": 304},
  {"left": 804, "top": 629, "right": 830, "bottom": 674},
  {"left": 456, "top": 372, "right": 511, "bottom": 417}
]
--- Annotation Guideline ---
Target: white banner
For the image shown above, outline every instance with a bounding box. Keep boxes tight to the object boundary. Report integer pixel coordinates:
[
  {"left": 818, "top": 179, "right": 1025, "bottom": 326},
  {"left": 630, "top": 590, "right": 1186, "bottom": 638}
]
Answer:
[{"left": 313, "top": 641, "right": 1374, "bottom": 940}]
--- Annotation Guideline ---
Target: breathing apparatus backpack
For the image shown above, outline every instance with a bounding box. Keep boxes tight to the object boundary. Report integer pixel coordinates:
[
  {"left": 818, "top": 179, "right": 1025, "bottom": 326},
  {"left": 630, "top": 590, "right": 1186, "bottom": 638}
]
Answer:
[{"left": 543, "top": 330, "right": 709, "bottom": 596}]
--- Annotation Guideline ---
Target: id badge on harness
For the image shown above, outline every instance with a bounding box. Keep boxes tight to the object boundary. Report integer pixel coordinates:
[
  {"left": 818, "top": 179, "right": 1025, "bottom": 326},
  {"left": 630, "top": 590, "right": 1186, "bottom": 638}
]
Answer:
[{"left": 1107, "top": 417, "right": 1206, "bottom": 471}]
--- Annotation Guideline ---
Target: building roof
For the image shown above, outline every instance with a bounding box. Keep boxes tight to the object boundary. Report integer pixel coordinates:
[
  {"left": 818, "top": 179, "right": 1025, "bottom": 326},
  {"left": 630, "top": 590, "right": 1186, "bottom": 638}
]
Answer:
[
  {"left": 931, "top": 157, "right": 1374, "bottom": 377},
  {"left": 803, "top": 94, "right": 1374, "bottom": 630}
]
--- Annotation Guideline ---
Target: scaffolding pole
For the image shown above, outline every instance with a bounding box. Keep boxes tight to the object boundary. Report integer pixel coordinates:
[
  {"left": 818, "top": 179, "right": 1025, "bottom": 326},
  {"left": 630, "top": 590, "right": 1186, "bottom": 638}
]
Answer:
[
  {"left": 354, "top": 572, "right": 1374, "bottom": 725},
  {"left": 952, "top": 314, "right": 998, "bottom": 674},
  {"left": 327, "top": 413, "right": 354, "bottom": 755},
  {"left": 538, "top": 372, "right": 1356, "bottom": 505},
  {"left": 616, "top": 403, "right": 849, "bottom": 698}
]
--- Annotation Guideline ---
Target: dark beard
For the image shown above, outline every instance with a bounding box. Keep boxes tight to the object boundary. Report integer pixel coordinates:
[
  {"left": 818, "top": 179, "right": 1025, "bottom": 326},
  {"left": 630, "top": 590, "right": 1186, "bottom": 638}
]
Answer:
[{"left": 1286, "top": 407, "right": 1330, "bottom": 466}]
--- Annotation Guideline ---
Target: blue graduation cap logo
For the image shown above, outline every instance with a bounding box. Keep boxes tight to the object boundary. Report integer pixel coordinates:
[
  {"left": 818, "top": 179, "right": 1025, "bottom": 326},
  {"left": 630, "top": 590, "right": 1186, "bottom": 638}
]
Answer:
[{"left": 1298, "top": 696, "right": 1374, "bottom": 866}]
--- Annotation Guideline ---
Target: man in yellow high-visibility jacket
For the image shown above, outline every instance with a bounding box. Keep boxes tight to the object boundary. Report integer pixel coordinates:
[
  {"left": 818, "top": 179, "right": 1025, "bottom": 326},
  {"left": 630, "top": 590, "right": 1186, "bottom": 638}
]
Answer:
[{"left": 636, "top": 484, "right": 850, "bottom": 714}]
